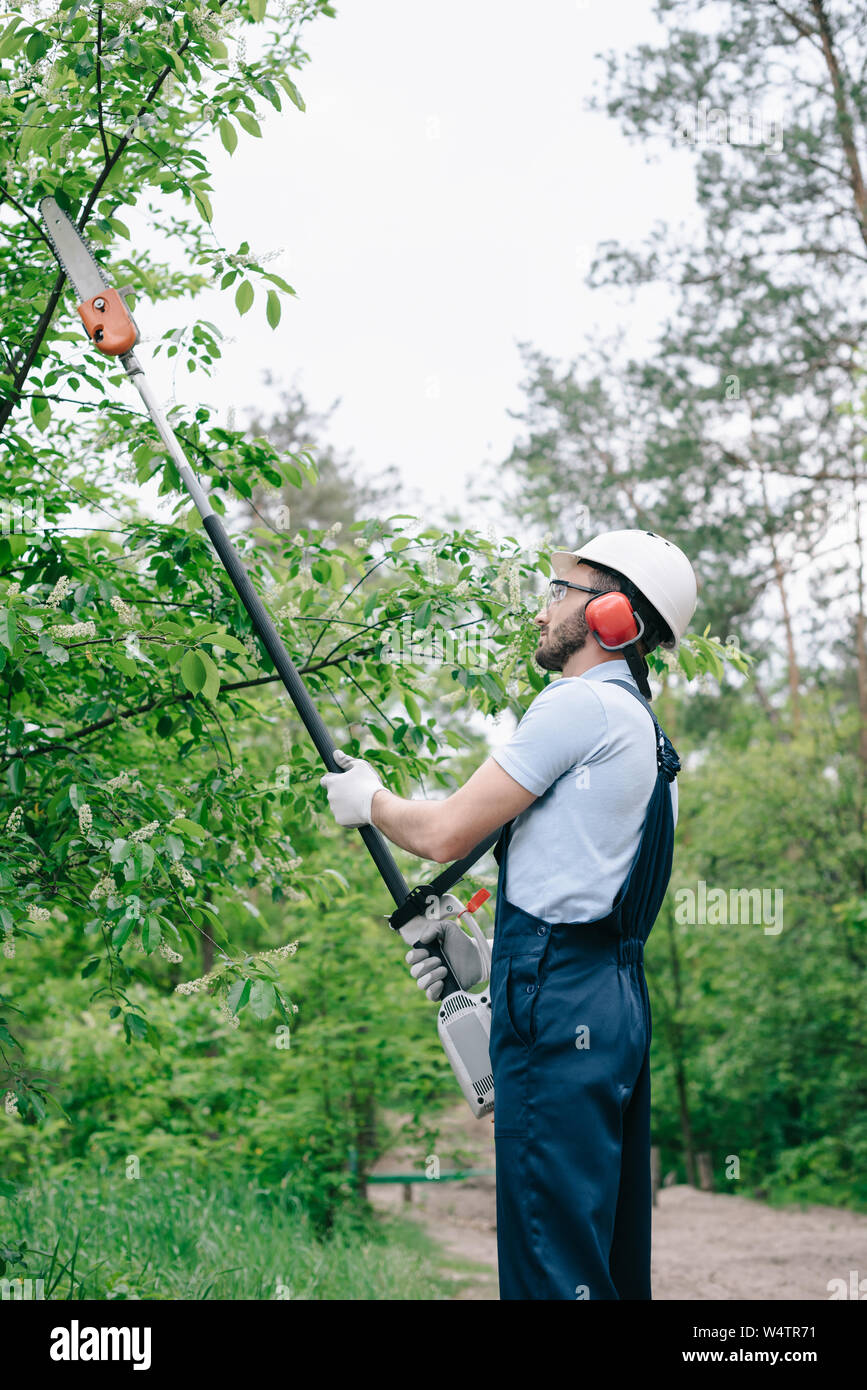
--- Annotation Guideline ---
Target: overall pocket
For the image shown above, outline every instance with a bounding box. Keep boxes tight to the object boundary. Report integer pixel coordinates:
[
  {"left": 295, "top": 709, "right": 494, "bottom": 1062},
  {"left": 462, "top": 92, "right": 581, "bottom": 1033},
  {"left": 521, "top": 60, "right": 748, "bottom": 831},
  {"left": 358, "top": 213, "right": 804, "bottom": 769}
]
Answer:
[
  {"left": 502, "top": 952, "right": 545, "bottom": 1050},
  {"left": 489, "top": 951, "right": 547, "bottom": 1139}
]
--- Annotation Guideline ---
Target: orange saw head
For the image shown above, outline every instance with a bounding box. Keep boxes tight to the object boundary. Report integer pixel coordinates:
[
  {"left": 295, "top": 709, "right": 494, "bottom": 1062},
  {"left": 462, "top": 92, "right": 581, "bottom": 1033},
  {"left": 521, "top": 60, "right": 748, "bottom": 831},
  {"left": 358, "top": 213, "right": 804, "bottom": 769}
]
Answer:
[{"left": 76, "top": 287, "right": 138, "bottom": 355}]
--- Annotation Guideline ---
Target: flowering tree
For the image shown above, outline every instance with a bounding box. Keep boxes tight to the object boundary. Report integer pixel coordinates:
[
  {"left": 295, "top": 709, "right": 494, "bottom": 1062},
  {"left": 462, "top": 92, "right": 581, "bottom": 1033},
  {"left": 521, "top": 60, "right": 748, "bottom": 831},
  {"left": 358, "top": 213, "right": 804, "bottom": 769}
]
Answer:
[{"left": 0, "top": 0, "right": 739, "bottom": 1136}]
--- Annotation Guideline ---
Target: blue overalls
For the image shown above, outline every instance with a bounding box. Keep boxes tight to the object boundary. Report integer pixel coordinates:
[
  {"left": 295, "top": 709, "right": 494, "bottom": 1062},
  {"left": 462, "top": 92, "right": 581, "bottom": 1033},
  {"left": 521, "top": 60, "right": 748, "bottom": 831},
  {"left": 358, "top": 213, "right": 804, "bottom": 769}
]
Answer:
[{"left": 489, "top": 678, "right": 681, "bottom": 1300}]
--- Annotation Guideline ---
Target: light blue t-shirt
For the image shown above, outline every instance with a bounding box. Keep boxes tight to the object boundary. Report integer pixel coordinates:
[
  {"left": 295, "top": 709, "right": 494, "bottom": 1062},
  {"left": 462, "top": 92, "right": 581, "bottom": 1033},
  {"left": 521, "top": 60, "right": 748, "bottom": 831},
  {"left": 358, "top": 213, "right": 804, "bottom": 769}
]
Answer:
[{"left": 491, "top": 658, "right": 678, "bottom": 923}]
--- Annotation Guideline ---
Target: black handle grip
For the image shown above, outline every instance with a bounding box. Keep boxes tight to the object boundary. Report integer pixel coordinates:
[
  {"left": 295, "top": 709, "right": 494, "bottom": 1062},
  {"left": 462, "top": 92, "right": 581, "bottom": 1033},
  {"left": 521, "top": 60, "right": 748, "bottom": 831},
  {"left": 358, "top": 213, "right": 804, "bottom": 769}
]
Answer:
[{"left": 411, "top": 935, "right": 462, "bottom": 998}]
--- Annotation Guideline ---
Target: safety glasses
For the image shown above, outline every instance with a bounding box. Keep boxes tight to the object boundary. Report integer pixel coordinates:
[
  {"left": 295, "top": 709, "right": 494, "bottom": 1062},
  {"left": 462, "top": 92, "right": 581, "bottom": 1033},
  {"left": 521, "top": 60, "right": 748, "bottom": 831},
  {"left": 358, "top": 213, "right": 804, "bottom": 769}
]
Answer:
[{"left": 546, "top": 579, "right": 606, "bottom": 607}]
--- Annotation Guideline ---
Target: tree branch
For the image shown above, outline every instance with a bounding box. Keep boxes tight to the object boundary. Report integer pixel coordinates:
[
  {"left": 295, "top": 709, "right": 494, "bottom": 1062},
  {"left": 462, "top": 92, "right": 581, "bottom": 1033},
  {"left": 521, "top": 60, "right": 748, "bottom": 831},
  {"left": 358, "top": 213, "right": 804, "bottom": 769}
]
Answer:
[
  {"left": 0, "top": 1, "right": 232, "bottom": 436},
  {"left": 96, "top": 7, "right": 110, "bottom": 164},
  {"left": 3, "top": 642, "right": 388, "bottom": 767}
]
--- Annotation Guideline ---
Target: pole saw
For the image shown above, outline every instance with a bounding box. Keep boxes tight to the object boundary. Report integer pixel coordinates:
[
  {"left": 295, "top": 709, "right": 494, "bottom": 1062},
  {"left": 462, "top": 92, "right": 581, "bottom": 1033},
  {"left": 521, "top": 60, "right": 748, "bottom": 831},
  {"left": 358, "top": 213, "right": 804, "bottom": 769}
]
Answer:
[{"left": 38, "top": 197, "right": 498, "bottom": 1118}]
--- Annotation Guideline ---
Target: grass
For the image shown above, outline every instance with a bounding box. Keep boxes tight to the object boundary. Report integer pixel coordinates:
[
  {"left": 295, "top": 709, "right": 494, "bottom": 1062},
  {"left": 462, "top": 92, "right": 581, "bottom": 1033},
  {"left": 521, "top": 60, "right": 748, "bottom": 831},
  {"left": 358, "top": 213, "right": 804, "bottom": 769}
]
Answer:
[{"left": 0, "top": 1167, "right": 461, "bottom": 1300}]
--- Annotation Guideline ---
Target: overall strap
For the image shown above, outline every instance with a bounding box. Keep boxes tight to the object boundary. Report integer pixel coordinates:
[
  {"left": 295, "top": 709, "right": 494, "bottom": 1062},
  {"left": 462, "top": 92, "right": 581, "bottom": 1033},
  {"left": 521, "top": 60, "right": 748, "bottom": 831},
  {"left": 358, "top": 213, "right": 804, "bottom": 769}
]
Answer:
[{"left": 604, "top": 678, "right": 682, "bottom": 783}]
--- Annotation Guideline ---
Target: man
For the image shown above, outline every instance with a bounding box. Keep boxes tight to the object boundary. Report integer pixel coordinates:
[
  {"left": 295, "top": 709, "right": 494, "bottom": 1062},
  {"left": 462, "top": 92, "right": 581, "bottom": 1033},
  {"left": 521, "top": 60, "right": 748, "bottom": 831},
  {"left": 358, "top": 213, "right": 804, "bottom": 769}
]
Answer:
[{"left": 320, "top": 529, "right": 698, "bottom": 1300}]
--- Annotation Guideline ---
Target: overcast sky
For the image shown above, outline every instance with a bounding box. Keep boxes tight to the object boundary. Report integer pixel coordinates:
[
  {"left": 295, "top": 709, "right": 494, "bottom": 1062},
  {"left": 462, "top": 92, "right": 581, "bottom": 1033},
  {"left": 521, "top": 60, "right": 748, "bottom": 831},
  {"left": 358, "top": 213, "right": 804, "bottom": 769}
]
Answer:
[{"left": 132, "top": 0, "right": 698, "bottom": 528}]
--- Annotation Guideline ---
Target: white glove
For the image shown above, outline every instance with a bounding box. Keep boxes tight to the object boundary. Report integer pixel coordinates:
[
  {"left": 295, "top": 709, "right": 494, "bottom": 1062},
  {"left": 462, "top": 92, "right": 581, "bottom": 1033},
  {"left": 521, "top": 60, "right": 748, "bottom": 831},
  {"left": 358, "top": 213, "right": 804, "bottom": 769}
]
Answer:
[
  {"left": 319, "top": 749, "right": 384, "bottom": 828},
  {"left": 405, "top": 919, "right": 487, "bottom": 1001}
]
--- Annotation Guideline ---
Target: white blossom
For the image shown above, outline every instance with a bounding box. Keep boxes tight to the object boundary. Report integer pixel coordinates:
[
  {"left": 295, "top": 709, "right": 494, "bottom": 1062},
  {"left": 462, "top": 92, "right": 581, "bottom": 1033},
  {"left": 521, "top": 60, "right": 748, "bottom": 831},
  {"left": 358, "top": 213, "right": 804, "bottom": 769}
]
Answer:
[
  {"left": 4, "top": 1091, "right": 19, "bottom": 1117},
  {"left": 257, "top": 940, "right": 299, "bottom": 963},
  {"left": 129, "top": 821, "right": 159, "bottom": 843},
  {"left": 171, "top": 861, "right": 195, "bottom": 889},
  {"left": 78, "top": 803, "right": 92, "bottom": 835},
  {"left": 5, "top": 805, "right": 23, "bottom": 834},
  {"left": 89, "top": 873, "right": 113, "bottom": 902},
  {"left": 218, "top": 997, "right": 241, "bottom": 1029},
  {"left": 159, "top": 939, "right": 183, "bottom": 964},
  {"left": 53, "top": 621, "right": 96, "bottom": 641},
  {"left": 45, "top": 575, "right": 72, "bottom": 608},
  {"left": 110, "top": 595, "right": 137, "bottom": 626},
  {"left": 104, "top": 770, "right": 131, "bottom": 792},
  {"left": 26, "top": 904, "right": 50, "bottom": 922},
  {"left": 175, "top": 967, "right": 217, "bottom": 995}
]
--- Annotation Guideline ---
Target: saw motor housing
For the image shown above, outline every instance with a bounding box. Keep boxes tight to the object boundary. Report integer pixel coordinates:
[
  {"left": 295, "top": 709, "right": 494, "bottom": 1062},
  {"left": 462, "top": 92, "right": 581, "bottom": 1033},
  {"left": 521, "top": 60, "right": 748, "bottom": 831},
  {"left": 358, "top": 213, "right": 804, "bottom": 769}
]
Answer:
[
  {"left": 398, "top": 891, "right": 494, "bottom": 1119},
  {"left": 77, "top": 287, "right": 139, "bottom": 355}
]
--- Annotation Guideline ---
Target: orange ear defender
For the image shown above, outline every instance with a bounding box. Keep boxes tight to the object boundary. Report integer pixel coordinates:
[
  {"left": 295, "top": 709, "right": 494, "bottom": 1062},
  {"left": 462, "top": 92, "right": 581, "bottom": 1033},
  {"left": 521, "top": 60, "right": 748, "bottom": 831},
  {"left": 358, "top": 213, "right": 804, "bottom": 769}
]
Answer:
[{"left": 585, "top": 591, "right": 645, "bottom": 651}]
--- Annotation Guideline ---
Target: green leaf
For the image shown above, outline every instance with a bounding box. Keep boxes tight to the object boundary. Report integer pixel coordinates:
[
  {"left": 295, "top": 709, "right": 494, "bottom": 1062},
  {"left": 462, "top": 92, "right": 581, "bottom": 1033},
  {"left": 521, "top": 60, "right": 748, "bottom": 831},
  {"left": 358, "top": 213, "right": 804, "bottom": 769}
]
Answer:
[
  {"left": 249, "top": 979, "right": 276, "bottom": 1020},
  {"left": 198, "top": 648, "right": 221, "bottom": 701},
  {"left": 30, "top": 397, "right": 51, "bottom": 433},
  {"left": 205, "top": 629, "right": 247, "bottom": 656},
  {"left": 228, "top": 977, "right": 252, "bottom": 1015},
  {"left": 194, "top": 187, "right": 213, "bottom": 223},
  {"left": 263, "top": 272, "right": 296, "bottom": 295},
  {"left": 115, "top": 650, "right": 140, "bottom": 678},
  {"left": 266, "top": 289, "right": 281, "bottom": 329},
  {"left": 0, "top": 609, "right": 17, "bottom": 651},
  {"left": 219, "top": 117, "right": 237, "bottom": 154},
  {"left": 0, "top": 19, "right": 26, "bottom": 60},
  {"left": 142, "top": 916, "right": 161, "bottom": 953},
  {"left": 112, "top": 917, "right": 135, "bottom": 949},
  {"left": 124, "top": 1012, "right": 148, "bottom": 1041},
  {"left": 26, "top": 31, "right": 51, "bottom": 63},
  {"left": 279, "top": 74, "right": 306, "bottom": 111},
  {"left": 180, "top": 650, "right": 206, "bottom": 694},
  {"left": 249, "top": 0, "right": 267, "bottom": 20},
  {"left": 236, "top": 111, "right": 262, "bottom": 138},
  {"left": 235, "top": 280, "right": 254, "bottom": 315},
  {"left": 7, "top": 759, "right": 24, "bottom": 795},
  {"left": 678, "top": 647, "right": 697, "bottom": 681},
  {"left": 170, "top": 817, "right": 207, "bottom": 840}
]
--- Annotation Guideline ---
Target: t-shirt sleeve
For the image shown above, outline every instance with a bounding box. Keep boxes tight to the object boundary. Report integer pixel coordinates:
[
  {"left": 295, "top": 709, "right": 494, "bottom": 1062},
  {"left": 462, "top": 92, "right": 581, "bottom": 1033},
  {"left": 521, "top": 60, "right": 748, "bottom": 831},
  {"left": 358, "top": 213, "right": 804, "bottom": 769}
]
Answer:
[{"left": 491, "top": 680, "right": 609, "bottom": 797}]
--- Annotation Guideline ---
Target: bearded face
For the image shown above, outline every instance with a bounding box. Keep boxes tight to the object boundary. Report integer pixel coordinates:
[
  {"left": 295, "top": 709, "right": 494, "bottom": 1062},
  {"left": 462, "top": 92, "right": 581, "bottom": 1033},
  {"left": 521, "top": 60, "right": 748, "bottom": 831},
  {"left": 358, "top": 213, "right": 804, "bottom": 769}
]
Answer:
[{"left": 534, "top": 581, "right": 594, "bottom": 672}]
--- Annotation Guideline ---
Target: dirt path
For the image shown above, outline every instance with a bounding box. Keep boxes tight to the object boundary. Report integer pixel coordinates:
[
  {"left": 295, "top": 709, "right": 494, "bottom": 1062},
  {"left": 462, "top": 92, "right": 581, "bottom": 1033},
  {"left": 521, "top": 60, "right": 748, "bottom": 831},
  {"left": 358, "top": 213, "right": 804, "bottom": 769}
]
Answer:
[{"left": 370, "top": 1106, "right": 867, "bottom": 1301}]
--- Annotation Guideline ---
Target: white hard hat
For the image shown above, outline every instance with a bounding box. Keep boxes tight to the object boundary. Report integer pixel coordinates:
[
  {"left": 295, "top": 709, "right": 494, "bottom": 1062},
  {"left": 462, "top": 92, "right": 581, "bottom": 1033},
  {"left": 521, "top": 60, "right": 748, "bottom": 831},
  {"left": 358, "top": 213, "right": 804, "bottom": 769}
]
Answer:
[{"left": 550, "top": 529, "right": 698, "bottom": 649}]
